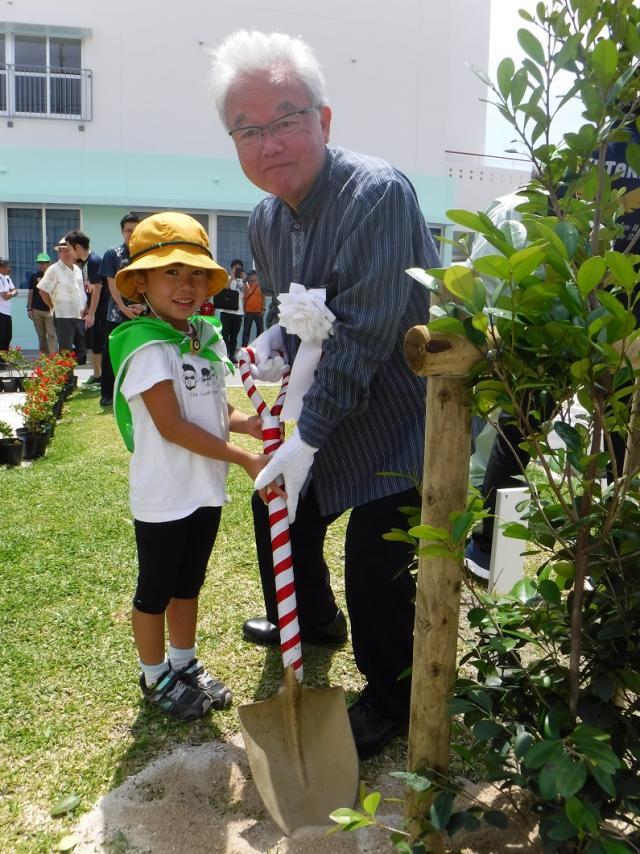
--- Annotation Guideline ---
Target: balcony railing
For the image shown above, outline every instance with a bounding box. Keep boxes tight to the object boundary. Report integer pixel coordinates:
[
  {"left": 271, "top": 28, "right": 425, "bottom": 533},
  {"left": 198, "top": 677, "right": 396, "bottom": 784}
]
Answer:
[{"left": 0, "top": 64, "right": 92, "bottom": 121}]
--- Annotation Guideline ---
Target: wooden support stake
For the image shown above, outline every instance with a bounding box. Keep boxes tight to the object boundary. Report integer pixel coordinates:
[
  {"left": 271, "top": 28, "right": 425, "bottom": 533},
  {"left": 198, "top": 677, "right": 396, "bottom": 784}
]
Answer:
[{"left": 404, "top": 326, "right": 484, "bottom": 849}]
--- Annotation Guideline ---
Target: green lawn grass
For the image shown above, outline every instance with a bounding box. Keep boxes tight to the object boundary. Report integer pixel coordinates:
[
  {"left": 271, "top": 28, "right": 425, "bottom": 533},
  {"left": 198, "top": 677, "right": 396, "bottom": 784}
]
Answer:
[{"left": 0, "top": 386, "right": 363, "bottom": 853}]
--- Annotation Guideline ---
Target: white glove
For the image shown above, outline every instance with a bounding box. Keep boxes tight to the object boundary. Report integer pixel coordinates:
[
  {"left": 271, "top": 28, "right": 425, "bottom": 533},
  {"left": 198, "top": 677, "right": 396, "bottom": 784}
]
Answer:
[
  {"left": 249, "top": 356, "right": 287, "bottom": 382},
  {"left": 249, "top": 325, "right": 287, "bottom": 381},
  {"left": 254, "top": 427, "right": 318, "bottom": 523}
]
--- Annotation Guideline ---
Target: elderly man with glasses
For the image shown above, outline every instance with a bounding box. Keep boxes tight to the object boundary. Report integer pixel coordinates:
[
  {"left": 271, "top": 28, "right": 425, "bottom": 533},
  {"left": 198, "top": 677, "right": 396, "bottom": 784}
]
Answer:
[{"left": 210, "top": 30, "right": 438, "bottom": 758}]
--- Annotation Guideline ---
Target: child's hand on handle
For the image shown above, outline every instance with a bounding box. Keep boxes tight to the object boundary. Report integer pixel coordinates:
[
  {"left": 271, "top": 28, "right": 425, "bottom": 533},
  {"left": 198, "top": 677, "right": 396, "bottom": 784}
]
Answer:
[
  {"left": 253, "top": 428, "right": 318, "bottom": 522},
  {"left": 244, "top": 453, "right": 287, "bottom": 503},
  {"left": 245, "top": 415, "right": 263, "bottom": 441}
]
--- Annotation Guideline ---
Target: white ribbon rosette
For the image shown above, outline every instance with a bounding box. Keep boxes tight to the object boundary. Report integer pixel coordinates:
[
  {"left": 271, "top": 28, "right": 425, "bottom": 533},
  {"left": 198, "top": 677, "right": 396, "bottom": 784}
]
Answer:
[{"left": 278, "top": 282, "right": 335, "bottom": 421}]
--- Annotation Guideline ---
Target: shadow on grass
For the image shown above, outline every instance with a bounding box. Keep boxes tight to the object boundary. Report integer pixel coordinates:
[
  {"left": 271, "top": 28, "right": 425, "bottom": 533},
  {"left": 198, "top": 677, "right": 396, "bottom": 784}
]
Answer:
[
  {"left": 111, "top": 695, "right": 229, "bottom": 790},
  {"left": 250, "top": 639, "right": 348, "bottom": 701}
]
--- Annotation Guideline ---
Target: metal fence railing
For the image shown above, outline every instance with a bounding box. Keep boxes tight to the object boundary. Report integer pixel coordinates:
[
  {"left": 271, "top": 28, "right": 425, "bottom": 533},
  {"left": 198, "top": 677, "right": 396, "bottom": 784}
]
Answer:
[{"left": 0, "top": 64, "right": 92, "bottom": 121}]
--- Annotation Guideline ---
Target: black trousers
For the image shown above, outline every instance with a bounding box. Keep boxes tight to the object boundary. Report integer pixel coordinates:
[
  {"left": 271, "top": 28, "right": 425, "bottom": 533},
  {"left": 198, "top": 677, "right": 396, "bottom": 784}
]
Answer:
[
  {"left": 0, "top": 314, "right": 11, "bottom": 352},
  {"left": 220, "top": 313, "right": 242, "bottom": 360},
  {"left": 251, "top": 483, "right": 418, "bottom": 718},
  {"left": 100, "top": 320, "right": 121, "bottom": 400}
]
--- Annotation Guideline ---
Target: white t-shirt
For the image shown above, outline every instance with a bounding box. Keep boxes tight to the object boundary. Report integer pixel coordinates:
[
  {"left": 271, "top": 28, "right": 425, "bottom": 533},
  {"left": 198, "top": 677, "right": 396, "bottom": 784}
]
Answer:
[
  {"left": 37, "top": 260, "right": 86, "bottom": 319},
  {"left": 220, "top": 277, "right": 245, "bottom": 317},
  {"left": 0, "top": 273, "right": 15, "bottom": 316},
  {"left": 121, "top": 342, "right": 230, "bottom": 522}
]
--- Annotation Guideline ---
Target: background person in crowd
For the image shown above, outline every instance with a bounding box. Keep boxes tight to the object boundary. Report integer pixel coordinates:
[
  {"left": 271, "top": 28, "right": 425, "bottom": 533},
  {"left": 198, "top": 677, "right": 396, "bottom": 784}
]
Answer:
[
  {"left": 0, "top": 257, "right": 18, "bottom": 353},
  {"left": 36, "top": 238, "right": 86, "bottom": 352},
  {"left": 241, "top": 270, "right": 264, "bottom": 347},
  {"left": 27, "top": 253, "right": 58, "bottom": 354},
  {"left": 210, "top": 30, "right": 438, "bottom": 758},
  {"left": 219, "top": 258, "right": 245, "bottom": 362},
  {"left": 66, "top": 230, "right": 107, "bottom": 386},
  {"left": 98, "top": 213, "right": 144, "bottom": 407}
]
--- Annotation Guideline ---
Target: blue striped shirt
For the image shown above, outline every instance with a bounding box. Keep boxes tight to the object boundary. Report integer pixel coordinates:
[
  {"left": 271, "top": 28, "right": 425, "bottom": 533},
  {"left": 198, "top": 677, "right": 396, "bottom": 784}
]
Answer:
[{"left": 249, "top": 146, "right": 439, "bottom": 515}]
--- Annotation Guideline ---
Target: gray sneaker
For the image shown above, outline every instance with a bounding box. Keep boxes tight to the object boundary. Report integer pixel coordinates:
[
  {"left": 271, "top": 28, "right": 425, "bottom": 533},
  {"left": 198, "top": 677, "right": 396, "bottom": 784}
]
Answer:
[
  {"left": 174, "top": 659, "right": 232, "bottom": 710},
  {"left": 139, "top": 669, "right": 211, "bottom": 721}
]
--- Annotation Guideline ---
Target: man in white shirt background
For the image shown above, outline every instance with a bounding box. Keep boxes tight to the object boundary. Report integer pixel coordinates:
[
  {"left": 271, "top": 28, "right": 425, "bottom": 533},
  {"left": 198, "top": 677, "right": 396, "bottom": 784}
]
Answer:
[
  {"left": 37, "top": 238, "right": 86, "bottom": 352},
  {"left": 0, "top": 257, "right": 18, "bottom": 355}
]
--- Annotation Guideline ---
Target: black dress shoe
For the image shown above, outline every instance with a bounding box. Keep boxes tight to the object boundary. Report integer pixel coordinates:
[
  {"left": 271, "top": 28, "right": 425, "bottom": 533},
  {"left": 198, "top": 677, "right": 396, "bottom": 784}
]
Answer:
[
  {"left": 348, "top": 693, "right": 408, "bottom": 759},
  {"left": 242, "top": 617, "right": 279, "bottom": 646},
  {"left": 242, "top": 609, "right": 348, "bottom": 647}
]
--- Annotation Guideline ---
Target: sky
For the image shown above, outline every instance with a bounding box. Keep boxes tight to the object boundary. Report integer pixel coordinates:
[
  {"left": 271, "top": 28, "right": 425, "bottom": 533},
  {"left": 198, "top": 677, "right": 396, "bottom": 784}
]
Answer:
[{"left": 485, "top": 0, "right": 584, "bottom": 162}]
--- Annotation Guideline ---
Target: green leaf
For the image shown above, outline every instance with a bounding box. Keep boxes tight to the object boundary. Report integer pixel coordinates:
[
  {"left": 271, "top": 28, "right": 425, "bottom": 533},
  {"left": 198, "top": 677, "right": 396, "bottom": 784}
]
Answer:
[
  {"left": 502, "top": 522, "right": 529, "bottom": 540},
  {"left": 514, "top": 731, "right": 534, "bottom": 758},
  {"left": 524, "top": 739, "right": 563, "bottom": 769},
  {"left": 444, "top": 265, "right": 476, "bottom": 300},
  {"left": 539, "top": 761, "right": 559, "bottom": 799},
  {"left": 605, "top": 250, "right": 637, "bottom": 289},
  {"left": 496, "top": 57, "right": 515, "bottom": 99},
  {"left": 517, "top": 28, "right": 545, "bottom": 64},
  {"left": 50, "top": 794, "right": 81, "bottom": 818},
  {"left": 591, "top": 39, "right": 619, "bottom": 87},
  {"left": 511, "top": 577, "right": 537, "bottom": 603},
  {"left": 383, "top": 528, "right": 416, "bottom": 544},
  {"left": 499, "top": 219, "right": 528, "bottom": 250},
  {"left": 538, "top": 579, "right": 561, "bottom": 606},
  {"left": 473, "top": 254, "right": 511, "bottom": 279},
  {"left": 57, "top": 835, "right": 79, "bottom": 852},
  {"left": 556, "top": 756, "right": 587, "bottom": 797},
  {"left": 428, "top": 315, "right": 466, "bottom": 337},
  {"left": 626, "top": 142, "right": 640, "bottom": 176},
  {"left": 362, "top": 792, "right": 381, "bottom": 816},
  {"left": 510, "top": 67, "right": 529, "bottom": 107},
  {"left": 591, "top": 765, "right": 616, "bottom": 798},
  {"left": 565, "top": 795, "right": 588, "bottom": 829},
  {"left": 473, "top": 719, "right": 504, "bottom": 741},
  {"left": 430, "top": 791, "right": 456, "bottom": 830},
  {"left": 554, "top": 421, "right": 582, "bottom": 453},
  {"left": 554, "top": 221, "right": 579, "bottom": 258},
  {"left": 330, "top": 807, "right": 371, "bottom": 825},
  {"left": 576, "top": 256, "right": 606, "bottom": 296},
  {"left": 510, "top": 244, "right": 547, "bottom": 282},
  {"left": 389, "top": 771, "right": 433, "bottom": 792},
  {"left": 409, "top": 523, "right": 448, "bottom": 542},
  {"left": 601, "top": 837, "right": 635, "bottom": 854},
  {"left": 451, "top": 511, "right": 475, "bottom": 545},
  {"left": 447, "top": 209, "right": 492, "bottom": 233}
]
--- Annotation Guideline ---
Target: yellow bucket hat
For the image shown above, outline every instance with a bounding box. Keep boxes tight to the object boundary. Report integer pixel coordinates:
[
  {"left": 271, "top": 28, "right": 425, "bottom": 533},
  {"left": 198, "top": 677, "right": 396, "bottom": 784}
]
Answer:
[{"left": 115, "top": 212, "right": 228, "bottom": 300}]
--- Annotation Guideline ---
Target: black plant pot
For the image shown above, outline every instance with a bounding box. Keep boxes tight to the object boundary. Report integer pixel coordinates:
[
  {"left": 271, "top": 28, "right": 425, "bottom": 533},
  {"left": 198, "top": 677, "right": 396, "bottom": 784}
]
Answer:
[
  {"left": 16, "top": 377, "right": 26, "bottom": 392},
  {"left": 0, "top": 438, "right": 24, "bottom": 466},
  {"left": 2, "top": 377, "right": 19, "bottom": 393},
  {"left": 15, "top": 428, "right": 48, "bottom": 460},
  {"left": 52, "top": 399, "right": 64, "bottom": 419}
]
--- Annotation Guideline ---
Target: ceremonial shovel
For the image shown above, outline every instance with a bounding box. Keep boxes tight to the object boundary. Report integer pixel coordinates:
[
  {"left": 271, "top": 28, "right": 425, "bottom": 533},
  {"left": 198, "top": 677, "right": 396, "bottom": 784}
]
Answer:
[{"left": 237, "top": 348, "right": 359, "bottom": 835}]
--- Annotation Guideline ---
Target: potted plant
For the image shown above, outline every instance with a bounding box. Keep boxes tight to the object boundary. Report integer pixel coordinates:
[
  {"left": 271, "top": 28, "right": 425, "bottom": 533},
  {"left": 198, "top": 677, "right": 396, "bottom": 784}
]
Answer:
[
  {"left": 14, "top": 378, "right": 56, "bottom": 459},
  {"left": 0, "top": 419, "right": 23, "bottom": 466},
  {"left": 0, "top": 346, "right": 31, "bottom": 392}
]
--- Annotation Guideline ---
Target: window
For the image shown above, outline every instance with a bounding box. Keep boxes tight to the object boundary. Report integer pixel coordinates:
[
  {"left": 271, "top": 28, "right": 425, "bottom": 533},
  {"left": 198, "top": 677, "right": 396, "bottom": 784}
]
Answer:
[
  {"left": 0, "top": 31, "right": 91, "bottom": 120},
  {"left": 216, "top": 215, "right": 252, "bottom": 276},
  {"left": 8, "top": 207, "right": 80, "bottom": 289}
]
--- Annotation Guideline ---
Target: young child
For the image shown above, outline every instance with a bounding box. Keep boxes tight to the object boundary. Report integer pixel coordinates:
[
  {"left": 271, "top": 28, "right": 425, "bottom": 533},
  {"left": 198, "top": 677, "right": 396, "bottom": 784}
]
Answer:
[{"left": 109, "top": 212, "right": 276, "bottom": 721}]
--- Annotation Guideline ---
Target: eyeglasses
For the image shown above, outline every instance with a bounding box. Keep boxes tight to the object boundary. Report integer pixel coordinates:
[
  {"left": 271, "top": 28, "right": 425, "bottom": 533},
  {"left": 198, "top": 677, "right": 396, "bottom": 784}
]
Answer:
[{"left": 229, "top": 106, "right": 320, "bottom": 149}]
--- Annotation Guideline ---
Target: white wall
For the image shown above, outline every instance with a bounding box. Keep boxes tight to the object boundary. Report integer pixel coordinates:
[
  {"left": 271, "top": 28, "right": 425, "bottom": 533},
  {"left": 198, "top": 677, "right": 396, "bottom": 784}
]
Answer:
[{"left": 1, "top": 0, "right": 491, "bottom": 178}]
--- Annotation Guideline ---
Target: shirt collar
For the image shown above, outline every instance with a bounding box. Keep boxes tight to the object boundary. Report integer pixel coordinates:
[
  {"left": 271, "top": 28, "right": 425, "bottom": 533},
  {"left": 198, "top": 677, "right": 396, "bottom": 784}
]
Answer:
[{"left": 287, "top": 147, "right": 335, "bottom": 222}]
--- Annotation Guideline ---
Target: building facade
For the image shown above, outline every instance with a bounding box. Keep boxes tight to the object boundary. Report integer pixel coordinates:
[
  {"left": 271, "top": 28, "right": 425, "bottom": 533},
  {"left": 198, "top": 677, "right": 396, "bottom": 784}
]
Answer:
[{"left": 0, "top": 0, "right": 528, "bottom": 347}]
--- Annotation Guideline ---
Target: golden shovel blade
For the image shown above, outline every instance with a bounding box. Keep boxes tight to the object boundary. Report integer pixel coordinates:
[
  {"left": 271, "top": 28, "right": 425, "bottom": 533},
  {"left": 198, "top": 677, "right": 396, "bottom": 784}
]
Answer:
[{"left": 238, "top": 666, "right": 359, "bottom": 835}]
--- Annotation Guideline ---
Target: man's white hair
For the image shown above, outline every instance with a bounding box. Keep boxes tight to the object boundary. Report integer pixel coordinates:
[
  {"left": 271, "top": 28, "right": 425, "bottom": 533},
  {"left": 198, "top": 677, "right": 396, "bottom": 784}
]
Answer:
[{"left": 209, "top": 30, "right": 328, "bottom": 126}]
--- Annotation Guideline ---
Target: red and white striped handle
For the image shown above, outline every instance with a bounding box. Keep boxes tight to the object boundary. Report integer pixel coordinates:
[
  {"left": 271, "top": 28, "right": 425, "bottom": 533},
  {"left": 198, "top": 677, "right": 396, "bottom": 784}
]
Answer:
[{"left": 238, "top": 348, "right": 302, "bottom": 680}]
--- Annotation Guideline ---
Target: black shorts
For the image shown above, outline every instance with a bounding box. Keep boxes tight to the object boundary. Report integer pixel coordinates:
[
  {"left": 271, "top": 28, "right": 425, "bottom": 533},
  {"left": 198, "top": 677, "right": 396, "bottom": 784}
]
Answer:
[
  {"left": 133, "top": 506, "right": 221, "bottom": 614},
  {"left": 85, "top": 313, "right": 107, "bottom": 354}
]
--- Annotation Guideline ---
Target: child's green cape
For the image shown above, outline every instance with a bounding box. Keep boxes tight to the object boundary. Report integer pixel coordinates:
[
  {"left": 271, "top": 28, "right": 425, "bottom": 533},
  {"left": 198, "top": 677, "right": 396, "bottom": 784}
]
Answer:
[{"left": 109, "top": 315, "right": 233, "bottom": 452}]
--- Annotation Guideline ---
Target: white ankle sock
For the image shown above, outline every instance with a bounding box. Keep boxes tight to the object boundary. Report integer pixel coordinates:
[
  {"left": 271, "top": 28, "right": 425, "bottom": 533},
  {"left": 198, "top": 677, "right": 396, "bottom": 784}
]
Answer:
[
  {"left": 168, "top": 645, "right": 196, "bottom": 672},
  {"left": 140, "top": 658, "right": 169, "bottom": 688}
]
